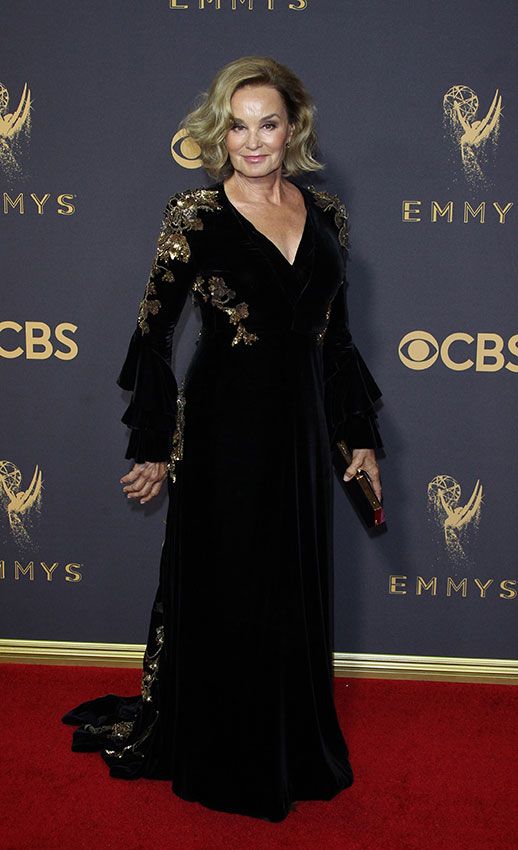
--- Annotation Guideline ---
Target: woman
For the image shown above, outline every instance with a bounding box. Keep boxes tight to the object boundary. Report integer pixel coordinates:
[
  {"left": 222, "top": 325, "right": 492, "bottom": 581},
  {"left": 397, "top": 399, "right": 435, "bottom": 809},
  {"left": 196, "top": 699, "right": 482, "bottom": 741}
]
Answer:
[{"left": 61, "top": 56, "right": 383, "bottom": 823}]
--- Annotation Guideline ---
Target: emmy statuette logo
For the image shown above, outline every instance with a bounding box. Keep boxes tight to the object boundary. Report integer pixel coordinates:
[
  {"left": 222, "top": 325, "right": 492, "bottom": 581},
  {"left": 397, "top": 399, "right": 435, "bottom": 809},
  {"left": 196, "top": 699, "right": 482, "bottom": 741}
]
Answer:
[
  {"left": 0, "top": 459, "right": 43, "bottom": 546},
  {"left": 427, "top": 474, "right": 483, "bottom": 562},
  {"left": 0, "top": 81, "right": 32, "bottom": 182},
  {"left": 443, "top": 85, "right": 502, "bottom": 188}
]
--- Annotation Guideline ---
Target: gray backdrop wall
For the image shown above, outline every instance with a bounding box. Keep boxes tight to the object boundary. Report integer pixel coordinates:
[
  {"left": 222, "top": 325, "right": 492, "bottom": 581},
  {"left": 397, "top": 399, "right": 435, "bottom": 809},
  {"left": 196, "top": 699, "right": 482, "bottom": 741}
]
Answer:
[{"left": 1, "top": 0, "right": 516, "bottom": 662}]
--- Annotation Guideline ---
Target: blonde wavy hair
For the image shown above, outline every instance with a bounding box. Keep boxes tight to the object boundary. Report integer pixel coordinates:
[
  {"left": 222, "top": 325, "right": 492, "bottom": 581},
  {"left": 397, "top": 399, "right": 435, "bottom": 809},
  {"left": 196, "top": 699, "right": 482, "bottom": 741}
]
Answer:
[{"left": 179, "top": 55, "right": 325, "bottom": 180}]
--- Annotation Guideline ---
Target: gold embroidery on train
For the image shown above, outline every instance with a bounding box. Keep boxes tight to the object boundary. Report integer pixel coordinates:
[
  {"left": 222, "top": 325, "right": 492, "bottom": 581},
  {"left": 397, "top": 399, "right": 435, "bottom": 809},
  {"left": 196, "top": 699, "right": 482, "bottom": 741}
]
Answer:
[
  {"left": 141, "top": 624, "right": 165, "bottom": 702},
  {"left": 103, "top": 623, "right": 165, "bottom": 760}
]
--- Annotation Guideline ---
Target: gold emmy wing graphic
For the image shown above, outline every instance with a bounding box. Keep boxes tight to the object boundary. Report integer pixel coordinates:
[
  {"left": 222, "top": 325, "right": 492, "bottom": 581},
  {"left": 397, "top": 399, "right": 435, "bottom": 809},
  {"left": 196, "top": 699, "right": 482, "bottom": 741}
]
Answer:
[
  {"left": 427, "top": 474, "right": 483, "bottom": 561},
  {"left": 0, "top": 460, "right": 42, "bottom": 545},
  {"left": 443, "top": 85, "right": 502, "bottom": 187},
  {"left": 0, "top": 81, "right": 32, "bottom": 181}
]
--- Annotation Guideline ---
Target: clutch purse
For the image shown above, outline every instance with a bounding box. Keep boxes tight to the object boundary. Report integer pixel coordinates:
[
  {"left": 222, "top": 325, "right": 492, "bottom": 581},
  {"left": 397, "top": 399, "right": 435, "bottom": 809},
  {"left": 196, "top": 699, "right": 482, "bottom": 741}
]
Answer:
[{"left": 333, "top": 439, "right": 386, "bottom": 528}]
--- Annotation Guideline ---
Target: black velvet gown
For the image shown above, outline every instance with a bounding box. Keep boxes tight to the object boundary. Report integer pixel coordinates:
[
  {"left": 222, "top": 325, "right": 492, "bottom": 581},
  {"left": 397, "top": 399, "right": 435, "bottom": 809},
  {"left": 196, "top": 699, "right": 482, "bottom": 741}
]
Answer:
[{"left": 61, "top": 178, "right": 383, "bottom": 823}]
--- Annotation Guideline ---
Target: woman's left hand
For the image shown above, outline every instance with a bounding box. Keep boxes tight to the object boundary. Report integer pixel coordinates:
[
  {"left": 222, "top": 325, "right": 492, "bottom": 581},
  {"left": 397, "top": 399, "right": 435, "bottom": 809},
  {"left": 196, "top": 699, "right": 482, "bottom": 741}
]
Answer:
[
  {"left": 120, "top": 461, "right": 168, "bottom": 504},
  {"left": 344, "top": 448, "right": 382, "bottom": 502}
]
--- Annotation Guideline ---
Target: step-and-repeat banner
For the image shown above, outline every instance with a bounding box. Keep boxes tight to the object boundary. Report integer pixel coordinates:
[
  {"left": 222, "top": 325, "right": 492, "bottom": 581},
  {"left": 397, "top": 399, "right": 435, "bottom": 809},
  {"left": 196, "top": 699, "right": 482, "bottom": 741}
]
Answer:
[{"left": 1, "top": 0, "right": 516, "bottom": 660}]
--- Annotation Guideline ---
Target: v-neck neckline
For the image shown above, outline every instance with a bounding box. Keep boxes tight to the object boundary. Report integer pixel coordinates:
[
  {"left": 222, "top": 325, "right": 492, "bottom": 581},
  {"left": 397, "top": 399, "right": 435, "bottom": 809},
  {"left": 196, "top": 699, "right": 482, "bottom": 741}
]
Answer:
[{"left": 218, "top": 180, "right": 311, "bottom": 269}]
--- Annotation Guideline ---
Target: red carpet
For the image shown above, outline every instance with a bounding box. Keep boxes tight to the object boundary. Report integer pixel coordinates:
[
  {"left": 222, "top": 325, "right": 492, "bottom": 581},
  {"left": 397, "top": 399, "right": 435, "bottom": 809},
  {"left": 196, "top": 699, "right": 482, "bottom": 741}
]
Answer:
[{"left": 2, "top": 663, "right": 517, "bottom": 850}]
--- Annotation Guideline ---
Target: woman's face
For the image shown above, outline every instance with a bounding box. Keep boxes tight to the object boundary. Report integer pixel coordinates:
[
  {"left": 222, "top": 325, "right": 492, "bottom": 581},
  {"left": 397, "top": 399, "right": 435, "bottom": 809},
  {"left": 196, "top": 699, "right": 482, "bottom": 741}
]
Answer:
[{"left": 225, "top": 84, "right": 294, "bottom": 179}]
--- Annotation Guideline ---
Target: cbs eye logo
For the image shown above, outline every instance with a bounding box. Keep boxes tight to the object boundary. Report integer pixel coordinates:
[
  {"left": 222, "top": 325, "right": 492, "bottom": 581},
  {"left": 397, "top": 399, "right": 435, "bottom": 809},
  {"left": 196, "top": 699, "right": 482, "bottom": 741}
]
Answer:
[
  {"left": 170, "top": 129, "right": 202, "bottom": 170},
  {"left": 399, "top": 330, "right": 518, "bottom": 372}
]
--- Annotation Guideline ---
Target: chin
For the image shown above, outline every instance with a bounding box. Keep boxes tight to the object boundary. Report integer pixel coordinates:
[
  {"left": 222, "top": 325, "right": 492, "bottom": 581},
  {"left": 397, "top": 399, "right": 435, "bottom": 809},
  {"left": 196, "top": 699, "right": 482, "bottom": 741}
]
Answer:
[{"left": 236, "top": 158, "right": 282, "bottom": 176}]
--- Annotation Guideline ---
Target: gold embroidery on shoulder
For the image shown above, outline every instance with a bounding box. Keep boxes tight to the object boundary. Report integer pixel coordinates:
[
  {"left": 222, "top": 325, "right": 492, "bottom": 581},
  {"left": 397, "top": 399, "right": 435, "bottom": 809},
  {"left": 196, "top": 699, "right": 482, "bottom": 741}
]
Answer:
[
  {"left": 157, "top": 231, "right": 190, "bottom": 265},
  {"left": 192, "top": 274, "right": 259, "bottom": 347},
  {"left": 158, "top": 188, "right": 222, "bottom": 265},
  {"left": 305, "top": 185, "right": 349, "bottom": 250},
  {"left": 138, "top": 188, "right": 222, "bottom": 334}
]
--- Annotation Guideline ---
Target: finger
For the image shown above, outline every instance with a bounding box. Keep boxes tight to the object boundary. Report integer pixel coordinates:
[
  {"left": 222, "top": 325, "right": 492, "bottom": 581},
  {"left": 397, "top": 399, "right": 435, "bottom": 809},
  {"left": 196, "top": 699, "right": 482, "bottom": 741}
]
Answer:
[
  {"left": 364, "top": 464, "right": 381, "bottom": 484},
  {"left": 126, "top": 478, "right": 157, "bottom": 500},
  {"left": 364, "top": 465, "right": 382, "bottom": 497},
  {"left": 139, "top": 480, "right": 164, "bottom": 504},
  {"left": 366, "top": 469, "right": 382, "bottom": 502},
  {"left": 369, "top": 476, "right": 382, "bottom": 502},
  {"left": 123, "top": 474, "right": 148, "bottom": 494},
  {"left": 123, "top": 467, "right": 164, "bottom": 494},
  {"left": 125, "top": 474, "right": 157, "bottom": 498},
  {"left": 120, "top": 464, "right": 146, "bottom": 484},
  {"left": 347, "top": 463, "right": 383, "bottom": 502},
  {"left": 344, "top": 463, "right": 362, "bottom": 481}
]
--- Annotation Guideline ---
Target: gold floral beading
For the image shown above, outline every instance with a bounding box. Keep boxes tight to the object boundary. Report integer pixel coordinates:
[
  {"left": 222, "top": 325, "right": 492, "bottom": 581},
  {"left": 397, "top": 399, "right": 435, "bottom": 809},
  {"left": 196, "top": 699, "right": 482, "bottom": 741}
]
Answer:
[
  {"left": 137, "top": 278, "right": 161, "bottom": 334},
  {"left": 157, "top": 231, "right": 190, "bottom": 264},
  {"left": 141, "top": 624, "right": 165, "bottom": 702},
  {"left": 306, "top": 185, "right": 349, "bottom": 251},
  {"left": 192, "top": 274, "right": 259, "bottom": 347},
  {"left": 167, "top": 382, "right": 186, "bottom": 483},
  {"left": 103, "top": 622, "right": 165, "bottom": 760},
  {"left": 138, "top": 188, "right": 222, "bottom": 334},
  {"left": 103, "top": 715, "right": 158, "bottom": 760},
  {"left": 317, "top": 300, "right": 333, "bottom": 344},
  {"left": 110, "top": 721, "right": 135, "bottom": 740}
]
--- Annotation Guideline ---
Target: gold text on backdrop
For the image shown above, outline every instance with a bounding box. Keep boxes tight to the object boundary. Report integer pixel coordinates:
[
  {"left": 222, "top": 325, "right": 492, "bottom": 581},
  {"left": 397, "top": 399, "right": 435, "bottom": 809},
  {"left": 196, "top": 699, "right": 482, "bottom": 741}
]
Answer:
[
  {"left": 398, "top": 331, "right": 518, "bottom": 372},
  {"left": 0, "top": 323, "right": 78, "bottom": 360},
  {"left": 168, "top": 0, "right": 308, "bottom": 10},
  {"left": 389, "top": 576, "right": 516, "bottom": 600},
  {"left": 2, "top": 193, "right": 76, "bottom": 214},
  {"left": 0, "top": 561, "right": 82, "bottom": 581},
  {"left": 402, "top": 200, "right": 512, "bottom": 223}
]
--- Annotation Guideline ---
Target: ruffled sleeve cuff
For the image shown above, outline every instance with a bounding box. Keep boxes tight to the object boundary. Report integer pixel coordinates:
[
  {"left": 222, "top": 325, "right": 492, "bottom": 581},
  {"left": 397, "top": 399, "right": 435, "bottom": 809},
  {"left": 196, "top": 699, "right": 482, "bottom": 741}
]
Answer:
[
  {"left": 116, "top": 327, "right": 178, "bottom": 463},
  {"left": 124, "top": 428, "right": 173, "bottom": 463},
  {"left": 339, "top": 411, "right": 383, "bottom": 450},
  {"left": 324, "top": 345, "right": 383, "bottom": 450}
]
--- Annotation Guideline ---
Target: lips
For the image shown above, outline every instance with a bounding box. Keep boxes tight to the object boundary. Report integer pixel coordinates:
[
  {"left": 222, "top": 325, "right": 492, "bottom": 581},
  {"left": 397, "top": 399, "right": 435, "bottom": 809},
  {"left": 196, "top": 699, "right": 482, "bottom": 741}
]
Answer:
[{"left": 243, "top": 155, "right": 266, "bottom": 161}]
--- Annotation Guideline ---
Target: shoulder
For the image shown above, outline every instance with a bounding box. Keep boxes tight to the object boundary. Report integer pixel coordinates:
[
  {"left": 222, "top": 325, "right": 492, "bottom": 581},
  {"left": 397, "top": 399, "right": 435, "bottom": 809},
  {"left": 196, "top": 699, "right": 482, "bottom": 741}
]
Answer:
[
  {"left": 155, "top": 186, "right": 223, "bottom": 263},
  {"left": 155, "top": 185, "right": 223, "bottom": 265},
  {"left": 162, "top": 185, "right": 223, "bottom": 231},
  {"left": 303, "top": 183, "right": 349, "bottom": 250}
]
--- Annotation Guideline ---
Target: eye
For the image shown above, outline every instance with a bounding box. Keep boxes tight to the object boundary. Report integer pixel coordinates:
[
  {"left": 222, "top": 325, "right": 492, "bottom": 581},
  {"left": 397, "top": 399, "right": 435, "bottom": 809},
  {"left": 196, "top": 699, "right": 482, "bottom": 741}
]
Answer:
[{"left": 262, "top": 123, "right": 277, "bottom": 130}]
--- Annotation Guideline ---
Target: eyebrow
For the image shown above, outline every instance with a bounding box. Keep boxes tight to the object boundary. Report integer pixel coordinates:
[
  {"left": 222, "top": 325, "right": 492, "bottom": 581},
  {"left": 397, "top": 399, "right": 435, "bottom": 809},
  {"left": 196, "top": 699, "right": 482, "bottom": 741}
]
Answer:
[{"left": 231, "top": 113, "right": 281, "bottom": 122}]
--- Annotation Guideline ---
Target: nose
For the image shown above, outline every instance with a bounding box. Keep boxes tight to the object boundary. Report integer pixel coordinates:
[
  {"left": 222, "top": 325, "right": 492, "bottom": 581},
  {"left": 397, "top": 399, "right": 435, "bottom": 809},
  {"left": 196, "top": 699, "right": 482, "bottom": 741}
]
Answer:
[{"left": 245, "top": 131, "right": 262, "bottom": 151}]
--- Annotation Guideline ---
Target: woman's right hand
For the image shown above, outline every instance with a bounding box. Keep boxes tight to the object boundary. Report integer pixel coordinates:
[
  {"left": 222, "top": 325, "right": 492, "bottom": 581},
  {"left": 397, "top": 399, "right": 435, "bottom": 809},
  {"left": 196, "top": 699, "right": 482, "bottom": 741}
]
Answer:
[{"left": 120, "top": 461, "right": 168, "bottom": 504}]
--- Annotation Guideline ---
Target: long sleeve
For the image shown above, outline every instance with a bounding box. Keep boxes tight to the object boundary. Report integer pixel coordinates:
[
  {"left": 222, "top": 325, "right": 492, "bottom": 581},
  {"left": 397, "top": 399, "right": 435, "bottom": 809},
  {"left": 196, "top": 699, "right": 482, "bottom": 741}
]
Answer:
[
  {"left": 116, "top": 194, "right": 197, "bottom": 463},
  {"left": 322, "top": 271, "right": 383, "bottom": 450}
]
